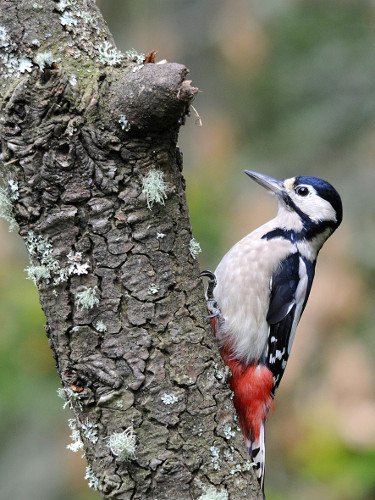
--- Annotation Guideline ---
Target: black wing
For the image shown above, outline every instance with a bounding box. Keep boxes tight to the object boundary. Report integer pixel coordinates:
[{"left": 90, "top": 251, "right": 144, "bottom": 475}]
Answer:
[{"left": 265, "top": 253, "right": 315, "bottom": 395}]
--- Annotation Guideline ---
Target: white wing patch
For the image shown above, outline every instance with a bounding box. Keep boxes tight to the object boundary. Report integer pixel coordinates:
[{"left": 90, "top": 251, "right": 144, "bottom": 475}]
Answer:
[{"left": 287, "top": 257, "right": 309, "bottom": 355}]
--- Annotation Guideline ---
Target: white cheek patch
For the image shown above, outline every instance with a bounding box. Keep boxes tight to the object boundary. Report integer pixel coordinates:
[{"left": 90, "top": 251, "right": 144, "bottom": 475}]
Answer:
[{"left": 288, "top": 185, "right": 337, "bottom": 223}]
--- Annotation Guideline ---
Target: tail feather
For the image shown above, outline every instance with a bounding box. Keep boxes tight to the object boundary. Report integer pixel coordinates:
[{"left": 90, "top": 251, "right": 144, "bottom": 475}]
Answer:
[{"left": 247, "top": 421, "right": 266, "bottom": 494}]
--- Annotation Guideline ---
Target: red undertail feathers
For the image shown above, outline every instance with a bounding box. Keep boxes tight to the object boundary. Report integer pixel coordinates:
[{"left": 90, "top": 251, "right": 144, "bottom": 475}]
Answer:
[{"left": 224, "top": 355, "right": 274, "bottom": 442}]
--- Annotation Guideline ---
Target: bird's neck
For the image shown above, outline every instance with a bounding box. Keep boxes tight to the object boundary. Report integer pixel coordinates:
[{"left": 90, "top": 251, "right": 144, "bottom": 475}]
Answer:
[{"left": 262, "top": 205, "right": 333, "bottom": 261}]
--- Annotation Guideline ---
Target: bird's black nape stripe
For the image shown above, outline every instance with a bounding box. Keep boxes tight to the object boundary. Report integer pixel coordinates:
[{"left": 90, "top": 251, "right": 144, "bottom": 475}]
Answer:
[
  {"left": 262, "top": 228, "right": 298, "bottom": 242},
  {"left": 261, "top": 220, "right": 335, "bottom": 242},
  {"left": 303, "top": 220, "right": 335, "bottom": 241}
]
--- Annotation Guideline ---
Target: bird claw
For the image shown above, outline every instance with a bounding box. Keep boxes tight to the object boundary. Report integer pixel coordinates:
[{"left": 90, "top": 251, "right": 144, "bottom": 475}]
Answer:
[
  {"left": 200, "top": 269, "right": 221, "bottom": 319},
  {"left": 200, "top": 269, "right": 217, "bottom": 280},
  {"left": 205, "top": 311, "right": 220, "bottom": 319},
  {"left": 200, "top": 270, "right": 217, "bottom": 298}
]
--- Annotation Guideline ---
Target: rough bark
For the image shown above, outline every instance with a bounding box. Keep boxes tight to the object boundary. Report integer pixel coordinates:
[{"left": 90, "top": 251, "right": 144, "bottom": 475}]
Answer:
[{"left": 0, "top": 1, "right": 263, "bottom": 499}]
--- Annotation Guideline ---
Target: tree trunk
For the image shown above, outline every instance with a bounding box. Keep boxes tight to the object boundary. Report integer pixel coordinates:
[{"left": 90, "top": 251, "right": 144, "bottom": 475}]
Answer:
[{"left": 0, "top": 1, "right": 263, "bottom": 499}]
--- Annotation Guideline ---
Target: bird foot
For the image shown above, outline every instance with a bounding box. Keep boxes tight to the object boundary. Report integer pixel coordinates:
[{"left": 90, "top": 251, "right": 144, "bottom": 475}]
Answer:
[{"left": 200, "top": 270, "right": 221, "bottom": 318}]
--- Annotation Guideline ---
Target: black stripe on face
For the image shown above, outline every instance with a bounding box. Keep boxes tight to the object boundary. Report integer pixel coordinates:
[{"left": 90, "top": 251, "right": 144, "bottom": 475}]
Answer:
[
  {"left": 281, "top": 192, "right": 313, "bottom": 226},
  {"left": 261, "top": 188, "right": 313, "bottom": 241}
]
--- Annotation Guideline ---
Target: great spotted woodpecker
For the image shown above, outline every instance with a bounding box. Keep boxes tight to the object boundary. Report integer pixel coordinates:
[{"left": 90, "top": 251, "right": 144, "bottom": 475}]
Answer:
[{"left": 202, "top": 171, "right": 342, "bottom": 496}]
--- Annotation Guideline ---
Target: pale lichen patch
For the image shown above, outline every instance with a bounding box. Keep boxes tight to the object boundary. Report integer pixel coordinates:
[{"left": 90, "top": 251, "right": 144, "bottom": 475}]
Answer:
[
  {"left": 7, "top": 179, "right": 19, "bottom": 201},
  {"left": 24, "top": 231, "right": 60, "bottom": 284},
  {"left": 84, "top": 465, "right": 99, "bottom": 491},
  {"left": 60, "top": 11, "right": 77, "bottom": 27},
  {"left": 66, "top": 418, "right": 84, "bottom": 453},
  {"left": 142, "top": 169, "right": 168, "bottom": 210},
  {"left": 95, "top": 320, "right": 107, "bottom": 333},
  {"left": 34, "top": 51, "right": 55, "bottom": 69},
  {"left": 197, "top": 482, "right": 229, "bottom": 500},
  {"left": 148, "top": 284, "right": 160, "bottom": 295},
  {"left": 210, "top": 446, "right": 221, "bottom": 470},
  {"left": 24, "top": 232, "right": 90, "bottom": 286},
  {"left": 75, "top": 286, "right": 100, "bottom": 310},
  {"left": 125, "top": 48, "right": 145, "bottom": 72},
  {"left": 230, "top": 460, "right": 255, "bottom": 475},
  {"left": 189, "top": 237, "right": 202, "bottom": 259},
  {"left": 223, "top": 423, "right": 236, "bottom": 440},
  {"left": 0, "top": 26, "right": 32, "bottom": 80},
  {"left": 98, "top": 41, "right": 122, "bottom": 66},
  {"left": 57, "top": 387, "right": 82, "bottom": 410},
  {"left": 161, "top": 393, "right": 179, "bottom": 405},
  {"left": 118, "top": 114, "right": 130, "bottom": 131},
  {"left": 0, "top": 186, "right": 18, "bottom": 231},
  {"left": 81, "top": 419, "right": 98, "bottom": 444},
  {"left": 107, "top": 427, "right": 137, "bottom": 462}
]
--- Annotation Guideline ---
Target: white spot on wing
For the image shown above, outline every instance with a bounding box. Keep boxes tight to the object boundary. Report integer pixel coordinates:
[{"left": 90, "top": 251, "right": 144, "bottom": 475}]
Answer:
[{"left": 269, "top": 348, "right": 286, "bottom": 364}]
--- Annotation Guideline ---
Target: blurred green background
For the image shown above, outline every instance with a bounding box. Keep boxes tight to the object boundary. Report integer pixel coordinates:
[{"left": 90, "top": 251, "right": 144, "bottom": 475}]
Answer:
[{"left": 1, "top": 1, "right": 375, "bottom": 499}]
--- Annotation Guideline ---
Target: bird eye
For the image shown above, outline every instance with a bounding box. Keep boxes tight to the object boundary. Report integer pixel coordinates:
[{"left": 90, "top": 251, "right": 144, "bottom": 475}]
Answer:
[{"left": 295, "top": 186, "right": 309, "bottom": 196}]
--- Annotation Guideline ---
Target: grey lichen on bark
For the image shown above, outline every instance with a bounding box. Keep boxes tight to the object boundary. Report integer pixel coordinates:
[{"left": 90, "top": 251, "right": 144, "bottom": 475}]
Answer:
[{"left": 0, "top": 1, "right": 263, "bottom": 499}]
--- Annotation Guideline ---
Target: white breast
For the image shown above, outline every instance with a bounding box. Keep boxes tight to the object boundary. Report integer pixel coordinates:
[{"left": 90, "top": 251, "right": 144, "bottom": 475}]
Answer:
[{"left": 214, "top": 221, "right": 294, "bottom": 364}]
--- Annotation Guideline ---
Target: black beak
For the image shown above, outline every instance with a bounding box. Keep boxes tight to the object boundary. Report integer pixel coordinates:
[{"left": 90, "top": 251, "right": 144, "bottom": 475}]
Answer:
[{"left": 244, "top": 170, "right": 285, "bottom": 197}]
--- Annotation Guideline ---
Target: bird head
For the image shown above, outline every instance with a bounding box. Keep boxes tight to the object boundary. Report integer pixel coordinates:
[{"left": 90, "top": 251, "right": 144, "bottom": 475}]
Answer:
[{"left": 244, "top": 170, "right": 343, "bottom": 237}]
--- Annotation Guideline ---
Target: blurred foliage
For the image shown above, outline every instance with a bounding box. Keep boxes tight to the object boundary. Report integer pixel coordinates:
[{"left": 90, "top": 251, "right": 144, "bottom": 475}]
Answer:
[
  {"left": 295, "top": 429, "right": 375, "bottom": 498},
  {"left": 242, "top": 5, "right": 375, "bottom": 168},
  {"left": 1, "top": 1, "right": 375, "bottom": 499}
]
